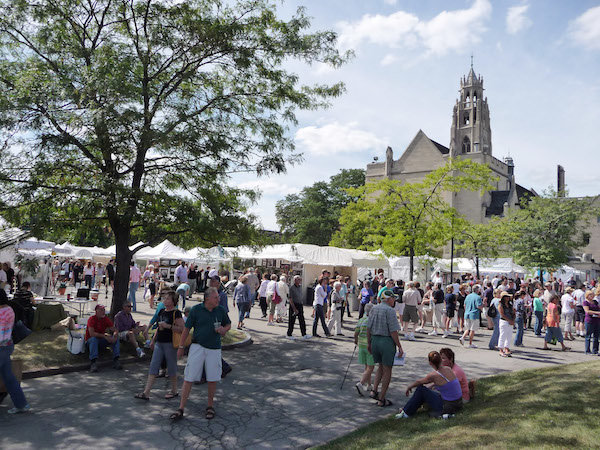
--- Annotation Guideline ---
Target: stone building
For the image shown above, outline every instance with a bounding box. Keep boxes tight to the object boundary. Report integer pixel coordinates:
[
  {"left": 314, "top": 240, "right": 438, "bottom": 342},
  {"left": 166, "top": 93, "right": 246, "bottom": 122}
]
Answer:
[{"left": 366, "top": 65, "right": 534, "bottom": 228}]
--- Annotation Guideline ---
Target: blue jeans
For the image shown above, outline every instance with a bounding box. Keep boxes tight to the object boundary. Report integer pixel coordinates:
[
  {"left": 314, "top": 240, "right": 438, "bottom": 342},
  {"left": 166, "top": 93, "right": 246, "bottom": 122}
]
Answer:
[
  {"left": 585, "top": 322, "right": 600, "bottom": 354},
  {"left": 128, "top": 282, "right": 139, "bottom": 310},
  {"left": 514, "top": 317, "right": 524, "bottom": 346},
  {"left": 489, "top": 316, "right": 500, "bottom": 350},
  {"left": 0, "top": 345, "right": 28, "bottom": 409},
  {"left": 238, "top": 302, "right": 249, "bottom": 323},
  {"left": 87, "top": 337, "right": 120, "bottom": 361},
  {"left": 403, "top": 385, "right": 443, "bottom": 417},
  {"left": 534, "top": 311, "right": 544, "bottom": 335},
  {"left": 179, "top": 292, "right": 187, "bottom": 309}
]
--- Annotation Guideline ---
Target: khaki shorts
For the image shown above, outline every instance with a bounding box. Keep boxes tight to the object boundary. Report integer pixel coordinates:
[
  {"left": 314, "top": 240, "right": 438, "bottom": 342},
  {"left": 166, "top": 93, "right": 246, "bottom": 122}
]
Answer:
[
  {"left": 402, "top": 305, "right": 419, "bottom": 323},
  {"left": 465, "top": 318, "right": 480, "bottom": 331}
]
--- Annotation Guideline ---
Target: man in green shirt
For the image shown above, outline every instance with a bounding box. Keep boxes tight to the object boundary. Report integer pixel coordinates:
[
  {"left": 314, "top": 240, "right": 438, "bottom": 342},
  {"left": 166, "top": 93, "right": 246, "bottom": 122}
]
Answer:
[{"left": 171, "top": 287, "right": 231, "bottom": 421}]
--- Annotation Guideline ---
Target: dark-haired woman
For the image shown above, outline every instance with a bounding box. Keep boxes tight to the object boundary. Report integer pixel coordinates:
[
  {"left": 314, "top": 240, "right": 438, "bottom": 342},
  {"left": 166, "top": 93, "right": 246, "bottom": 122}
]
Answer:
[
  {"left": 0, "top": 290, "right": 30, "bottom": 413},
  {"left": 135, "top": 291, "right": 184, "bottom": 400},
  {"left": 395, "top": 351, "right": 463, "bottom": 419},
  {"left": 498, "top": 293, "right": 515, "bottom": 357}
]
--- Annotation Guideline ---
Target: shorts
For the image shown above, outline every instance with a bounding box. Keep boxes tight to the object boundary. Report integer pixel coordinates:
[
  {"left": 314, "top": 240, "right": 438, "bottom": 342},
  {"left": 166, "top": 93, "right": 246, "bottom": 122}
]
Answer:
[
  {"left": 394, "top": 302, "right": 405, "bottom": 316},
  {"left": 576, "top": 306, "right": 586, "bottom": 323},
  {"left": 149, "top": 283, "right": 156, "bottom": 295},
  {"left": 465, "top": 318, "right": 479, "bottom": 331},
  {"left": 267, "top": 294, "right": 276, "bottom": 315},
  {"left": 446, "top": 307, "right": 455, "bottom": 319},
  {"left": 184, "top": 343, "right": 222, "bottom": 382},
  {"left": 358, "top": 345, "right": 375, "bottom": 366},
  {"left": 458, "top": 308, "right": 465, "bottom": 319},
  {"left": 119, "top": 330, "right": 131, "bottom": 341},
  {"left": 545, "top": 326, "right": 564, "bottom": 344},
  {"left": 402, "top": 305, "right": 419, "bottom": 323},
  {"left": 370, "top": 335, "right": 396, "bottom": 367}
]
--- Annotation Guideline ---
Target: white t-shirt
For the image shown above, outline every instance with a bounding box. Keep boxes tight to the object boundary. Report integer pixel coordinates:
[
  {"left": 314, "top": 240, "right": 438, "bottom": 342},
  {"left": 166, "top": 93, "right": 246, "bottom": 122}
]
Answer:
[
  {"left": 313, "top": 285, "right": 327, "bottom": 306},
  {"left": 83, "top": 267, "right": 94, "bottom": 276},
  {"left": 492, "top": 277, "right": 500, "bottom": 288},
  {"left": 258, "top": 279, "right": 269, "bottom": 297},
  {"left": 573, "top": 289, "right": 585, "bottom": 307},
  {"left": 266, "top": 280, "right": 277, "bottom": 296},
  {"left": 561, "top": 294, "right": 574, "bottom": 314}
]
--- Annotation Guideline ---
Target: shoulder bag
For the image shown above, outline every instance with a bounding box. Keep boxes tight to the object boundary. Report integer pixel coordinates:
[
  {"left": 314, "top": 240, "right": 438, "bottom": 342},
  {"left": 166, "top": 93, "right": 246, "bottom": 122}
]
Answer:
[{"left": 171, "top": 311, "right": 192, "bottom": 349}]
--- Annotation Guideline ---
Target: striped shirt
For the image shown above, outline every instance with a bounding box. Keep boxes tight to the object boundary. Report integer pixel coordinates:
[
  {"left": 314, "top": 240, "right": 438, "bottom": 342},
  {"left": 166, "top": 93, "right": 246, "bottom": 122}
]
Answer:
[
  {"left": 0, "top": 306, "right": 15, "bottom": 346},
  {"left": 355, "top": 317, "right": 369, "bottom": 347}
]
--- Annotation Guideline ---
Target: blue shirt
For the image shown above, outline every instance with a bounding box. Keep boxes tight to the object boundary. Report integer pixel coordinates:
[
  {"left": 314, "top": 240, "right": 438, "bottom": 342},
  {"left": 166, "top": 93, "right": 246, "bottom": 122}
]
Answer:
[
  {"left": 360, "top": 288, "right": 374, "bottom": 305},
  {"left": 464, "top": 293, "right": 483, "bottom": 320}
]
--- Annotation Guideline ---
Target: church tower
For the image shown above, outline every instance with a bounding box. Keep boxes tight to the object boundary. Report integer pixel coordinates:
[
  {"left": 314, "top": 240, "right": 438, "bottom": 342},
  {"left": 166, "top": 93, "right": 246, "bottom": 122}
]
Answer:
[{"left": 450, "top": 64, "right": 492, "bottom": 157}]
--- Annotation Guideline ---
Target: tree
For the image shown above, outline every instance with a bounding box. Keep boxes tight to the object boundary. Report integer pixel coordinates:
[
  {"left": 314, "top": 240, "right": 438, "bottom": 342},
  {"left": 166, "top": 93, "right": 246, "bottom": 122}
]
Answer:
[
  {"left": 330, "top": 159, "right": 494, "bottom": 279},
  {"left": 496, "top": 190, "right": 599, "bottom": 274},
  {"left": 455, "top": 221, "right": 503, "bottom": 279},
  {"left": 275, "top": 168, "right": 364, "bottom": 245},
  {"left": 0, "top": 0, "right": 348, "bottom": 314}
]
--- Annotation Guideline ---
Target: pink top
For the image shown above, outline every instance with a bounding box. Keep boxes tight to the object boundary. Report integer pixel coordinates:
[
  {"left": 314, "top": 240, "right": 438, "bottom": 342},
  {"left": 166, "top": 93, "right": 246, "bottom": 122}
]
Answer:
[
  {"left": 129, "top": 266, "right": 141, "bottom": 283},
  {"left": 0, "top": 306, "right": 15, "bottom": 346},
  {"left": 452, "top": 363, "right": 470, "bottom": 401}
]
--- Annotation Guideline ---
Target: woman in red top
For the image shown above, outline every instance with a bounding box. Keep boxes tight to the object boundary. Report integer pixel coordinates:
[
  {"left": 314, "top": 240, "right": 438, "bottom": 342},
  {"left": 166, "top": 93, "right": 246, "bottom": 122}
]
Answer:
[{"left": 542, "top": 295, "right": 570, "bottom": 351}]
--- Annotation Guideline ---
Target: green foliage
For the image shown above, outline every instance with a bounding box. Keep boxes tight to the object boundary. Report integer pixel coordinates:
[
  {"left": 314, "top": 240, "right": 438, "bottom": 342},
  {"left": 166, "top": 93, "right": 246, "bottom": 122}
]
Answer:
[
  {"left": 275, "top": 168, "right": 365, "bottom": 245},
  {"left": 14, "top": 253, "right": 40, "bottom": 277},
  {"left": 331, "top": 159, "right": 495, "bottom": 277},
  {"left": 456, "top": 221, "right": 503, "bottom": 261},
  {"left": 0, "top": 0, "right": 349, "bottom": 309},
  {"left": 496, "top": 190, "right": 598, "bottom": 271}
]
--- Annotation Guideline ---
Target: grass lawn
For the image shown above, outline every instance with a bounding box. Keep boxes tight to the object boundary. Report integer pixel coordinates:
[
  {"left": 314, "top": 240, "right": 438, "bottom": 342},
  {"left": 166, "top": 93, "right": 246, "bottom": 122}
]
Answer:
[
  {"left": 13, "top": 328, "right": 250, "bottom": 372},
  {"left": 318, "top": 360, "right": 600, "bottom": 450}
]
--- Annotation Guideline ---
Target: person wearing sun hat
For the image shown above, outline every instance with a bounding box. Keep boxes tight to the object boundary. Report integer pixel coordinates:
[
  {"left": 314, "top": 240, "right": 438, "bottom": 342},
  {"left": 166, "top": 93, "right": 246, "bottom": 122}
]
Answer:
[{"left": 367, "top": 288, "right": 404, "bottom": 407}]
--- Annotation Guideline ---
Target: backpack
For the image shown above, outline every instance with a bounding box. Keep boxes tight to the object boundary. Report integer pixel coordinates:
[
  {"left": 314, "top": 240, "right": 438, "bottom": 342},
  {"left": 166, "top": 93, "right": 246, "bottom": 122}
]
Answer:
[{"left": 487, "top": 303, "right": 498, "bottom": 318}]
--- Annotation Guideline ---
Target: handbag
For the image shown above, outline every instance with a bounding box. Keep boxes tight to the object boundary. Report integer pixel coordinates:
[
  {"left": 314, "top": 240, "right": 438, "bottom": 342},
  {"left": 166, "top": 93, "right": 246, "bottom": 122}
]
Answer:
[
  {"left": 66, "top": 329, "right": 85, "bottom": 354},
  {"left": 171, "top": 311, "right": 192, "bottom": 349},
  {"left": 12, "top": 320, "right": 32, "bottom": 345},
  {"left": 273, "top": 290, "right": 282, "bottom": 305}
]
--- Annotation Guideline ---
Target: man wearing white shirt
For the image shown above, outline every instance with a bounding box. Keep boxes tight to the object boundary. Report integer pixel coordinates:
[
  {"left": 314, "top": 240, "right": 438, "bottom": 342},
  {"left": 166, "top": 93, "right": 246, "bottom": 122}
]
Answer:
[
  {"left": 266, "top": 274, "right": 278, "bottom": 326},
  {"left": 174, "top": 261, "right": 188, "bottom": 284},
  {"left": 573, "top": 286, "right": 586, "bottom": 337},
  {"left": 312, "top": 277, "right": 331, "bottom": 337}
]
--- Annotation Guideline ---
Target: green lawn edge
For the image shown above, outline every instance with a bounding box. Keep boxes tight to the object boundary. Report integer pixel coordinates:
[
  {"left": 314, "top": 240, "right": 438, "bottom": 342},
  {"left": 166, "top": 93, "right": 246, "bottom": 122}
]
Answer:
[{"left": 316, "top": 360, "right": 600, "bottom": 450}]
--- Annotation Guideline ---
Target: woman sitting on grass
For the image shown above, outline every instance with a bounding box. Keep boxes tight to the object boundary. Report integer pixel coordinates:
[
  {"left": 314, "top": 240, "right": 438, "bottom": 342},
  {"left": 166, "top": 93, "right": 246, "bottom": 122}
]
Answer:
[
  {"left": 396, "top": 351, "right": 463, "bottom": 419},
  {"left": 440, "top": 347, "right": 474, "bottom": 403}
]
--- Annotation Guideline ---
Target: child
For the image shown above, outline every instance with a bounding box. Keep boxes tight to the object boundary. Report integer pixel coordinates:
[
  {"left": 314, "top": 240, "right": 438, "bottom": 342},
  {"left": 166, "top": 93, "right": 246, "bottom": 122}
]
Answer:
[{"left": 355, "top": 303, "right": 375, "bottom": 396}]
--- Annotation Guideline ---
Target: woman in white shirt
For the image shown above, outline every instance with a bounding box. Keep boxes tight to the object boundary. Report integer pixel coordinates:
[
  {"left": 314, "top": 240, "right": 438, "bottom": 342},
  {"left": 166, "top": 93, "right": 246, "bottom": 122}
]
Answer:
[
  {"left": 561, "top": 287, "right": 576, "bottom": 341},
  {"left": 258, "top": 274, "right": 270, "bottom": 319},
  {"left": 83, "top": 262, "right": 94, "bottom": 289},
  {"left": 312, "top": 277, "right": 331, "bottom": 337},
  {"left": 275, "top": 275, "right": 289, "bottom": 323},
  {"left": 266, "top": 274, "right": 278, "bottom": 326}
]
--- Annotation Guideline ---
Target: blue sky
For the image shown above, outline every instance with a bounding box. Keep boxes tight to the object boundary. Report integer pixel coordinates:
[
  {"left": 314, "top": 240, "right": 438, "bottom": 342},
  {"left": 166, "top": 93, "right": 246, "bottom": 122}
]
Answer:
[{"left": 233, "top": 0, "right": 600, "bottom": 230}]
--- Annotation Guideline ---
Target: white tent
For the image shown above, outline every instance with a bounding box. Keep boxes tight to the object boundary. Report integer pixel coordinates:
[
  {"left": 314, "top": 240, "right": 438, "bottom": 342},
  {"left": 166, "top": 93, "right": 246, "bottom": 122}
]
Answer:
[{"left": 134, "top": 240, "right": 189, "bottom": 261}]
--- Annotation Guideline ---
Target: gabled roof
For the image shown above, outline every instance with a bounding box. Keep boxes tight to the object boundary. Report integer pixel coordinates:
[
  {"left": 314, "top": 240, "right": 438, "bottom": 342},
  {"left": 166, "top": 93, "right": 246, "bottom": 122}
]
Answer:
[
  {"left": 430, "top": 139, "right": 450, "bottom": 155},
  {"left": 0, "top": 228, "right": 29, "bottom": 250},
  {"left": 515, "top": 184, "right": 535, "bottom": 205},
  {"left": 486, "top": 191, "right": 510, "bottom": 217}
]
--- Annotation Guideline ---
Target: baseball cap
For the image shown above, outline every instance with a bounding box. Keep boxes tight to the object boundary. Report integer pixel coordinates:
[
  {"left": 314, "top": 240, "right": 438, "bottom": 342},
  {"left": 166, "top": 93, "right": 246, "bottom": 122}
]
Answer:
[
  {"left": 95, "top": 304, "right": 106, "bottom": 311},
  {"left": 380, "top": 288, "right": 398, "bottom": 300}
]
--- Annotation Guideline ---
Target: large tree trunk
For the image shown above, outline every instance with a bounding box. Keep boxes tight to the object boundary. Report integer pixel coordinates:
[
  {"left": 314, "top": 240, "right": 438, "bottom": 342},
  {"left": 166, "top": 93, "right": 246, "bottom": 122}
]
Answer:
[{"left": 110, "top": 224, "right": 132, "bottom": 317}]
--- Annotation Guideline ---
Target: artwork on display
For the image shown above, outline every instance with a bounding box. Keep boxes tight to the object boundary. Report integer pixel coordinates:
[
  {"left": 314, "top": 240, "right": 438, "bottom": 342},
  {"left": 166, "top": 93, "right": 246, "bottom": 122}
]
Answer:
[{"left": 159, "top": 267, "right": 170, "bottom": 280}]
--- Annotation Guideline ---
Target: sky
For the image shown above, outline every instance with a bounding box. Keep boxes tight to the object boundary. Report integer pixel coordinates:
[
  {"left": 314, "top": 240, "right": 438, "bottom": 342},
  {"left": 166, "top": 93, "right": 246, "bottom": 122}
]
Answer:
[{"left": 232, "top": 0, "right": 600, "bottom": 231}]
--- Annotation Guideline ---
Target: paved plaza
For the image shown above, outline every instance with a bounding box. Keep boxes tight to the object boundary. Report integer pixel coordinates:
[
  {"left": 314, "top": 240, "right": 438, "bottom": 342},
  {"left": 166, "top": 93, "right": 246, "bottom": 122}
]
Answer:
[{"left": 1, "top": 288, "right": 593, "bottom": 449}]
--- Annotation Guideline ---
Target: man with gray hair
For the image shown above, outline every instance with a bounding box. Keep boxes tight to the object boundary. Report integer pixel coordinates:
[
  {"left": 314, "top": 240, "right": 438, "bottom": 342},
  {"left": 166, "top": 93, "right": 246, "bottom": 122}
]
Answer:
[
  {"left": 287, "top": 275, "right": 310, "bottom": 340},
  {"left": 402, "top": 281, "right": 421, "bottom": 341},
  {"left": 459, "top": 284, "right": 483, "bottom": 348}
]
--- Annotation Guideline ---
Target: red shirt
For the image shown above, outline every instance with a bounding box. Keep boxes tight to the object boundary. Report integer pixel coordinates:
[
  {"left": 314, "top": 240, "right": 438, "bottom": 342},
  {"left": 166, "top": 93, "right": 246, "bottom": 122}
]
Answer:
[{"left": 85, "top": 315, "right": 114, "bottom": 341}]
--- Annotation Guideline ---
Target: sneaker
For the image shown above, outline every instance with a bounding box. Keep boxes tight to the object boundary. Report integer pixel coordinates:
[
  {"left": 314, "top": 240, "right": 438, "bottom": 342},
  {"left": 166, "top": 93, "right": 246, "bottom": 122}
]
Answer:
[
  {"left": 285, "top": 335, "right": 295, "bottom": 340},
  {"left": 267, "top": 322, "right": 275, "bottom": 326},
  {"left": 113, "top": 359, "right": 122, "bottom": 370},
  {"left": 408, "top": 333, "right": 416, "bottom": 341},
  {"left": 442, "top": 332, "right": 448, "bottom": 338},
  {"left": 469, "top": 344, "right": 478, "bottom": 349},
  {"left": 459, "top": 337, "right": 465, "bottom": 346},
  {"left": 442, "top": 413, "right": 455, "bottom": 420},
  {"left": 428, "top": 330, "right": 438, "bottom": 336},
  {"left": 355, "top": 382, "right": 367, "bottom": 397},
  {"left": 90, "top": 361, "right": 99, "bottom": 373},
  {"left": 415, "top": 327, "right": 424, "bottom": 333},
  {"left": 395, "top": 410, "right": 410, "bottom": 419},
  {"left": 7, "top": 404, "right": 31, "bottom": 414},
  {"left": 336, "top": 333, "right": 345, "bottom": 336},
  {"left": 137, "top": 348, "right": 146, "bottom": 358}
]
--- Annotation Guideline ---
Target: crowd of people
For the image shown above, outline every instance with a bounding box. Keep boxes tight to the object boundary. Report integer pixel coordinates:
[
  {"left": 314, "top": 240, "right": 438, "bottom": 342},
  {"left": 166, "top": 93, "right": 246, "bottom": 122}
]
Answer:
[{"left": 3, "top": 257, "right": 600, "bottom": 423}]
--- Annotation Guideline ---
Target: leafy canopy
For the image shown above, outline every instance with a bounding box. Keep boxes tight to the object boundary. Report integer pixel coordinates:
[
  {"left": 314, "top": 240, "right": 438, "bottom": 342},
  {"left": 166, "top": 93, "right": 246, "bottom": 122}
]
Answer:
[
  {"left": 275, "top": 168, "right": 365, "bottom": 245},
  {"left": 0, "top": 0, "right": 349, "bottom": 250}
]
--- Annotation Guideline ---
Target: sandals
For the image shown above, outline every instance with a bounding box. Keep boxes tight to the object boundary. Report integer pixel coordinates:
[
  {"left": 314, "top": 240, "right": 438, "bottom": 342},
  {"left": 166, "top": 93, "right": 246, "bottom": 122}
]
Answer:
[
  {"left": 369, "top": 390, "right": 379, "bottom": 400},
  {"left": 377, "top": 398, "right": 393, "bottom": 407},
  {"left": 170, "top": 409, "right": 184, "bottom": 421},
  {"left": 165, "top": 392, "right": 179, "bottom": 400},
  {"left": 562, "top": 347, "right": 571, "bottom": 352},
  {"left": 134, "top": 392, "right": 150, "bottom": 401},
  {"left": 205, "top": 406, "right": 216, "bottom": 420}
]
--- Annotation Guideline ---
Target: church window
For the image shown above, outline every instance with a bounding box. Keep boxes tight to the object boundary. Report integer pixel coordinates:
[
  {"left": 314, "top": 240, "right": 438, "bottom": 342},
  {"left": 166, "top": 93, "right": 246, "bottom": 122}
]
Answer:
[
  {"left": 463, "top": 113, "right": 470, "bottom": 125},
  {"left": 473, "top": 92, "right": 478, "bottom": 104},
  {"left": 462, "top": 137, "right": 471, "bottom": 153},
  {"left": 474, "top": 142, "right": 479, "bottom": 152},
  {"left": 464, "top": 95, "right": 470, "bottom": 107},
  {"left": 473, "top": 107, "right": 477, "bottom": 123}
]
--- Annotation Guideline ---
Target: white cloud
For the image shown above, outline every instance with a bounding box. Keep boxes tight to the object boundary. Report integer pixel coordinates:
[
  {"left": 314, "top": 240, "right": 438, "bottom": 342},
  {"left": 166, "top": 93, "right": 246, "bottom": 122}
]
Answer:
[
  {"left": 337, "top": 0, "right": 491, "bottom": 56},
  {"left": 383, "top": 0, "right": 397, "bottom": 5},
  {"left": 568, "top": 6, "right": 600, "bottom": 50},
  {"left": 506, "top": 4, "right": 532, "bottom": 34},
  {"left": 295, "top": 122, "right": 387, "bottom": 156},
  {"left": 380, "top": 53, "right": 398, "bottom": 66}
]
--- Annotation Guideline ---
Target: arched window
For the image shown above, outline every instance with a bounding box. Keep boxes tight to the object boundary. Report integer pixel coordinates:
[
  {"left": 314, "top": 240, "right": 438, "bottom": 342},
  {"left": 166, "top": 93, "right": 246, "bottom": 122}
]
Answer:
[
  {"left": 462, "top": 136, "right": 471, "bottom": 153},
  {"left": 473, "top": 92, "right": 478, "bottom": 105},
  {"left": 465, "top": 95, "right": 470, "bottom": 107},
  {"left": 463, "top": 112, "right": 470, "bottom": 125}
]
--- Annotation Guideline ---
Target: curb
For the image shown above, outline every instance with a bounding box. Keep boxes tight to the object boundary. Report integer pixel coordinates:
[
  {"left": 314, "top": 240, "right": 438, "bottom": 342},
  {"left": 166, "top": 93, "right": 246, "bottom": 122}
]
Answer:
[
  {"left": 22, "top": 356, "right": 140, "bottom": 380},
  {"left": 222, "top": 330, "right": 253, "bottom": 350}
]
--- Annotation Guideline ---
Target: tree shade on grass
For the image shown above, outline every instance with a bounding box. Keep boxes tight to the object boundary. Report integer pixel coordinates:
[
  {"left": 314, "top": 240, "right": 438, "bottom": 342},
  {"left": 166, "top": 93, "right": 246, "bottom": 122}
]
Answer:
[{"left": 317, "top": 360, "right": 600, "bottom": 450}]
